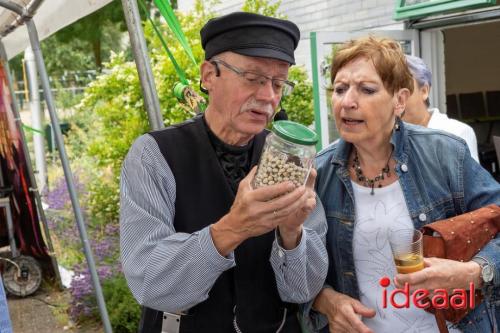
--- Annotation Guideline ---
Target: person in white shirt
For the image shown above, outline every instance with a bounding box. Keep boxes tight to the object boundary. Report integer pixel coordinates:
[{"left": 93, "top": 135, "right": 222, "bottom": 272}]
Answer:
[{"left": 404, "top": 55, "right": 479, "bottom": 162}]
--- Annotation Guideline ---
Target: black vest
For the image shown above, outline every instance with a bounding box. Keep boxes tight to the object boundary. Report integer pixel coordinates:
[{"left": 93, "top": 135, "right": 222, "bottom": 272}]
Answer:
[{"left": 138, "top": 115, "right": 300, "bottom": 333}]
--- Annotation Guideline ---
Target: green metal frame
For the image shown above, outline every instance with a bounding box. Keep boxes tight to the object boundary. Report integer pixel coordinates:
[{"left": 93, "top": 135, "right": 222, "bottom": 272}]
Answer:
[
  {"left": 395, "top": 0, "right": 497, "bottom": 20},
  {"left": 310, "top": 32, "right": 323, "bottom": 151}
]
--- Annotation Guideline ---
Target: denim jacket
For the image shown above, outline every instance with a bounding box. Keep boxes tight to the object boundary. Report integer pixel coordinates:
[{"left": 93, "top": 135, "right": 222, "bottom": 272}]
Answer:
[{"left": 311, "top": 121, "right": 500, "bottom": 333}]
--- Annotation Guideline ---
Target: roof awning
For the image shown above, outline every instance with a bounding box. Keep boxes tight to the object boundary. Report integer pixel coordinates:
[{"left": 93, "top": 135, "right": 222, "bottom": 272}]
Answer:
[{"left": 0, "top": 0, "right": 113, "bottom": 59}]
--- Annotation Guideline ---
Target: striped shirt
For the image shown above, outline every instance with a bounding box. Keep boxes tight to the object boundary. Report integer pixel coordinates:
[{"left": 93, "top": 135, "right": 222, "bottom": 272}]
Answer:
[{"left": 120, "top": 134, "right": 328, "bottom": 313}]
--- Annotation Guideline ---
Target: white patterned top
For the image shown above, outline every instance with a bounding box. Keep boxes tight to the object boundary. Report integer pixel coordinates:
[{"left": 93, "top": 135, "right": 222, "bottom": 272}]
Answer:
[{"left": 351, "top": 180, "right": 461, "bottom": 333}]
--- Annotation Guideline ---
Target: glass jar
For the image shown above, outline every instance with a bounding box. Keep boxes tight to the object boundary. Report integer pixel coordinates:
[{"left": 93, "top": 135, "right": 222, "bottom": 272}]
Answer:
[{"left": 253, "top": 121, "right": 318, "bottom": 189}]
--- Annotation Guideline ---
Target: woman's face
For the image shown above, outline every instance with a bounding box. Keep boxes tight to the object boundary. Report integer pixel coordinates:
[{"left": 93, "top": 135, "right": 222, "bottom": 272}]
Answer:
[{"left": 332, "top": 57, "right": 407, "bottom": 148}]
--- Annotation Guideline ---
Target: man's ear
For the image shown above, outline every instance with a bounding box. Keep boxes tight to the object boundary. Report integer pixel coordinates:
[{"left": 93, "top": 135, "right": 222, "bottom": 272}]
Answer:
[
  {"left": 395, "top": 88, "right": 411, "bottom": 117},
  {"left": 200, "top": 61, "right": 216, "bottom": 93}
]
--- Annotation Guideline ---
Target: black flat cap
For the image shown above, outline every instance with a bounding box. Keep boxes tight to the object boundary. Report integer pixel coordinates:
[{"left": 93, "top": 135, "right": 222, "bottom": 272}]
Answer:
[{"left": 200, "top": 12, "right": 300, "bottom": 65}]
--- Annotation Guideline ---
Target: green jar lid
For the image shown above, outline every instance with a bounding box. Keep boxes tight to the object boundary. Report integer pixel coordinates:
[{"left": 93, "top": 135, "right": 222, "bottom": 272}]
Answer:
[{"left": 272, "top": 120, "right": 318, "bottom": 146}]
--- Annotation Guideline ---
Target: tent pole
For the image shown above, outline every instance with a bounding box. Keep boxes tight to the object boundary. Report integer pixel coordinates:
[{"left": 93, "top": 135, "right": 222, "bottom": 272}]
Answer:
[
  {"left": 23, "top": 19, "right": 113, "bottom": 333},
  {"left": 24, "top": 46, "right": 47, "bottom": 191},
  {"left": 121, "top": 0, "right": 164, "bottom": 130},
  {"left": 0, "top": 41, "right": 61, "bottom": 285}
]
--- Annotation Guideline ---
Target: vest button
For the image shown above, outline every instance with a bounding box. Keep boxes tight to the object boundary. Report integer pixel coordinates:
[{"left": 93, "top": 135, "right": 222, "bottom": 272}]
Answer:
[
  {"left": 401, "top": 164, "right": 408, "bottom": 172},
  {"left": 419, "top": 213, "right": 427, "bottom": 222}
]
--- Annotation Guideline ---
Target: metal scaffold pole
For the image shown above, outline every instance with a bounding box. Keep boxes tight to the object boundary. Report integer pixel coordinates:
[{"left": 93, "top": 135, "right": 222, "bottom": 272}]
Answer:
[
  {"left": 121, "top": 0, "right": 164, "bottom": 130},
  {"left": 25, "top": 19, "right": 113, "bottom": 333}
]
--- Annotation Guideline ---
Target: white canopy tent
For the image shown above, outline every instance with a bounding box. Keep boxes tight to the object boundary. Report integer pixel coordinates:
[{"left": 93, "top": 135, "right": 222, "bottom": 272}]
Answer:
[
  {"left": 0, "top": 1, "right": 116, "bottom": 331},
  {"left": 0, "top": 0, "right": 113, "bottom": 59}
]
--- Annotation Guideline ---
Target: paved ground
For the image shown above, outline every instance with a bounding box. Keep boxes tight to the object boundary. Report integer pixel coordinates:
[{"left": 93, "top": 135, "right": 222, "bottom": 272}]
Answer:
[{"left": 7, "top": 287, "right": 103, "bottom": 333}]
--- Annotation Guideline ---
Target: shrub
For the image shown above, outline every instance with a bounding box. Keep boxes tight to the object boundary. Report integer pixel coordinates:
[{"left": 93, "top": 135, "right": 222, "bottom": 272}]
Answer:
[{"left": 100, "top": 275, "right": 141, "bottom": 333}]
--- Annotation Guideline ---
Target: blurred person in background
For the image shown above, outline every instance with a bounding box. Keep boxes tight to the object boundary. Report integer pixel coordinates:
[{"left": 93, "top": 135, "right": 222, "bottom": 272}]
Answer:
[{"left": 404, "top": 55, "right": 479, "bottom": 162}]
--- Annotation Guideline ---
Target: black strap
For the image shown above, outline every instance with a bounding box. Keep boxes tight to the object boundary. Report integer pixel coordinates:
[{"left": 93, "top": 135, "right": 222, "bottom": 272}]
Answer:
[{"left": 138, "top": 307, "right": 163, "bottom": 333}]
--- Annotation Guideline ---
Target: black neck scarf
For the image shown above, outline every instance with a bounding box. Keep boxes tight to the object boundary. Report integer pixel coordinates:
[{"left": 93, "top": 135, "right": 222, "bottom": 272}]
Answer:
[{"left": 202, "top": 115, "right": 254, "bottom": 194}]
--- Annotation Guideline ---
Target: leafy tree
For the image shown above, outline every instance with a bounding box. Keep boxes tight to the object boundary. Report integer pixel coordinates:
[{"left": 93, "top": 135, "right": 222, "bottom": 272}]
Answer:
[
  {"left": 55, "top": 0, "right": 127, "bottom": 70},
  {"left": 41, "top": 34, "right": 96, "bottom": 75},
  {"left": 242, "top": 0, "right": 285, "bottom": 18}
]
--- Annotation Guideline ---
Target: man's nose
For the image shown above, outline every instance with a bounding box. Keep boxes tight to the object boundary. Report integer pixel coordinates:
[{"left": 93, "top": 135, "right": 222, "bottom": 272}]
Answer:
[{"left": 255, "top": 79, "right": 277, "bottom": 102}]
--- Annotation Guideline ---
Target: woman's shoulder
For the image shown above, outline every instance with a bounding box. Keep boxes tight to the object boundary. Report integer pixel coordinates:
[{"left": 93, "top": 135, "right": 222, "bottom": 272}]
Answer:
[{"left": 404, "top": 122, "right": 468, "bottom": 151}]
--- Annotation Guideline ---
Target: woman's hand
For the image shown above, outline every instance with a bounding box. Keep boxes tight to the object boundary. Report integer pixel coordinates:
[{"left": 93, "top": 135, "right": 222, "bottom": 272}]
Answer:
[
  {"left": 313, "top": 287, "right": 375, "bottom": 333},
  {"left": 394, "top": 257, "right": 482, "bottom": 292}
]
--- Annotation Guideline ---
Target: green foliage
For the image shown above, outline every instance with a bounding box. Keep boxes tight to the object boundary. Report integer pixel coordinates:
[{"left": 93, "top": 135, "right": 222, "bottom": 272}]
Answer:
[
  {"left": 284, "top": 66, "right": 314, "bottom": 126},
  {"left": 40, "top": 35, "right": 96, "bottom": 75},
  {"left": 74, "top": 1, "right": 216, "bottom": 222},
  {"left": 242, "top": 0, "right": 285, "bottom": 18},
  {"left": 100, "top": 275, "right": 141, "bottom": 333},
  {"left": 56, "top": 0, "right": 128, "bottom": 69},
  {"left": 87, "top": 173, "right": 121, "bottom": 225}
]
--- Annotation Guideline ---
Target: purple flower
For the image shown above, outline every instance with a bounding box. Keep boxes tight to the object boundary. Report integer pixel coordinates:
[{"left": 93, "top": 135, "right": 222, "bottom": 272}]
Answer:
[
  {"left": 69, "top": 264, "right": 116, "bottom": 321},
  {"left": 45, "top": 175, "right": 85, "bottom": 210}
]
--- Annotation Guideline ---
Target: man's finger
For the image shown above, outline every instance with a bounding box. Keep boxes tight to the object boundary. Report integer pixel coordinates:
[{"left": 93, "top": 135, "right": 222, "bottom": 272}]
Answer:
[
  {"left": 251, "top": 181, "right": 296, "bottom": 202},
  {"left": 301, "top": 196, "right": 316, "bottom": 212},
  {"left": 346, "top": 303, "right": 375, "bottom": 333},
  {"left": 266, "top": 186, "right": 307, "bottom": 214},
  {"left": 352, "top": 301, "right": 376, "bottom": 318},
  {"left": 240, "top": 166, "right": 258, "bottom": 189}
]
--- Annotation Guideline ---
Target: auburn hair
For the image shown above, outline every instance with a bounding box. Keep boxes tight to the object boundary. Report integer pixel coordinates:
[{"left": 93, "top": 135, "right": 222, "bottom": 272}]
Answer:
[{"left": 330, "top": 36, "right": 414, "bottom": 95}]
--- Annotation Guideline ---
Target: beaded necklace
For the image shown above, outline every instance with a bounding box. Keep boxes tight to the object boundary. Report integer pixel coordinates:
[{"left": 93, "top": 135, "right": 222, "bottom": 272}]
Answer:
[{"left": 352, "top": 146, "right": 393, "bottom": 195}]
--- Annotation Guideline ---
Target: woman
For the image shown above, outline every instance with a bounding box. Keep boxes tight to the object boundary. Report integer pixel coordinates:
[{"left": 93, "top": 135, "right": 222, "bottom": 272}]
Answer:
[
  {"left": 403, "top": 55, "right": 479, "bottom": 162},
  {"left": 307, "top": 36, "right": 500, "bottom": 333}
]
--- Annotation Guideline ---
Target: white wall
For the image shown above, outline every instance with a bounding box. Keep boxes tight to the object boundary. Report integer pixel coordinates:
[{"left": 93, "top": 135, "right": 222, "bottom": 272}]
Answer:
[{"left": 207, "top": 0, "right": 401, "bottom": 73}]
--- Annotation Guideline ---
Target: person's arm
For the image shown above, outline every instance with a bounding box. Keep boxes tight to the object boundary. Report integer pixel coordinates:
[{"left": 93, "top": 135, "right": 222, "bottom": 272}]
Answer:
[
  {"left": 460, "top": 125, "right": 479, "bottom": 162},
  {"left": 270, "top": 196, "right": 329, "bottom": 303},
  {"left": 396, "top": 146, "right": 500, "bottom": 292},
  {"left": 120, "top": 134, "right": 235, "bottom": 313},
  {"left": 461, "top": 148, "right": 500, "bottom": 288}
]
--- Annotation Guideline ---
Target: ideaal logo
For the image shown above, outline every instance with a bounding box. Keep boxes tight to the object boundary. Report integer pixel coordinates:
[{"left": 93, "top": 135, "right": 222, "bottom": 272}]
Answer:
[{"left": 379, "top": 277, "right": 475, "bottom": 309}]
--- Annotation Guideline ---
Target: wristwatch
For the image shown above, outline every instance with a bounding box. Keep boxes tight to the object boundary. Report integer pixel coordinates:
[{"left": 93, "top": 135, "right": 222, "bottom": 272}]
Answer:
[{"left": 472, "top": 257, "right": 494, "bottom": 286}]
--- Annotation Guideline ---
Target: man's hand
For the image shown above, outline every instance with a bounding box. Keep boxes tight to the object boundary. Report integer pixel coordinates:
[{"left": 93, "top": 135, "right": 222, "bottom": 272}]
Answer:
[
  {"left": 394, "top": 257, "right": 482, "bottom": 292},
  {"left": 277, "top": 168, "right": 318, "bottom": 249},
  {"left": 313, "top": 287, "right": 375, "bottom": 333},
  {"left": 211, "top": 166, "right": 308, "bottom": 256}
]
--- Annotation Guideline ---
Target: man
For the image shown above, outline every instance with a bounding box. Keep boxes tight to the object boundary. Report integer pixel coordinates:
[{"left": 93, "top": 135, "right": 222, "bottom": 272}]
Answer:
[
  {"left": 120, "top": 12, "right": 328, "bottom": 333},
  {"left": 404, "top": 55, "right": 479, "bottom": 161}
]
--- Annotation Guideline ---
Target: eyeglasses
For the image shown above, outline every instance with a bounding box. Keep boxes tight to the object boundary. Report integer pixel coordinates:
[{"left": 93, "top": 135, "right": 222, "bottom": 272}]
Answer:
[{"left": 211, "top": 59, "right": 295, "bottom": 97}]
